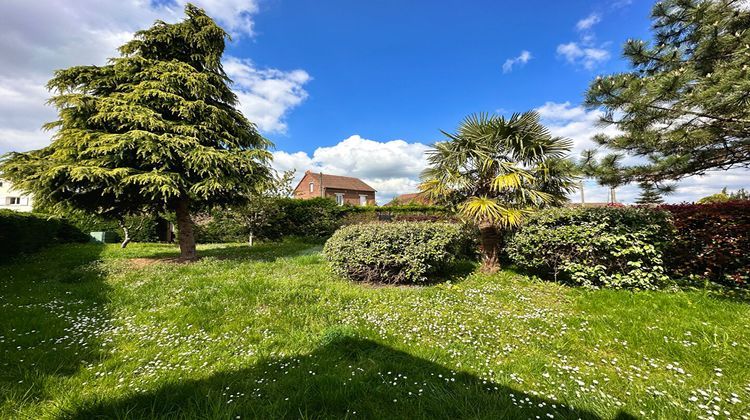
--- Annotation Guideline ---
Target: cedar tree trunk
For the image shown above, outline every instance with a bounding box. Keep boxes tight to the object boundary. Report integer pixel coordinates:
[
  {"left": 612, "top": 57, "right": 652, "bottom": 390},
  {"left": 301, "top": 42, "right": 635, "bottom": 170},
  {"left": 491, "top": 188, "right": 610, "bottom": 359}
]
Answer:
[
  {"left": 175, "top": 197, "right": 197, "bottom": 260},
  {"left": 479, "top": 223, "right": 502, "bottom": 273}
]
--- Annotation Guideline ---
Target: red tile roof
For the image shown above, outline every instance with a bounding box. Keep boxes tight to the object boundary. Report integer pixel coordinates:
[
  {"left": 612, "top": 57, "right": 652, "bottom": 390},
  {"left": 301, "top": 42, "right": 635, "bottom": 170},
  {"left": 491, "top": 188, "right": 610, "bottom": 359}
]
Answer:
[
  {"left": 305, "top": 171, "right": 376, "bottom": 192},
  {"left": 387, "top": 192, "right": 433, "bottom": 205}
]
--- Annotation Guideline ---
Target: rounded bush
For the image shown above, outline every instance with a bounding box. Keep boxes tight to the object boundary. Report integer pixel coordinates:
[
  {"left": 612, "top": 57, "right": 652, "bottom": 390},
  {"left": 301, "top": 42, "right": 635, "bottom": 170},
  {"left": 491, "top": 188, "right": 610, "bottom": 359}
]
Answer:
[
  {"left": 506, "top": 207, "right": 674, "bottom": 289},
  {"left": 324, "top": 222, "right": 470, "bottom": 284}
]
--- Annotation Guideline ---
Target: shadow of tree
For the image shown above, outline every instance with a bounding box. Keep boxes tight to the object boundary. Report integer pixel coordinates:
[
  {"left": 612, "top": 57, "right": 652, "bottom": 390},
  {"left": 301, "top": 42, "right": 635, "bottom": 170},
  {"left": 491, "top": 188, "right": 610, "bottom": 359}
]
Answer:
[
  {"left": 66, "top": 336, "right": 631, "bottom": 419},
  {"left": 135, "top": 240, "right": 321, "bottom": 264},
  {"left": 0, "top": 244, "right": 109, "bottom": 406}
]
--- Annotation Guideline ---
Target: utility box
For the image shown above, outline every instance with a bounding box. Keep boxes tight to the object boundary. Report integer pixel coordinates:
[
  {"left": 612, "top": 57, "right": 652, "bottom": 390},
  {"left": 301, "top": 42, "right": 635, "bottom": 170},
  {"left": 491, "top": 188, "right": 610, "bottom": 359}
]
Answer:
[{"left": 90, "top": 231, "right": 118, "bottom": 243}]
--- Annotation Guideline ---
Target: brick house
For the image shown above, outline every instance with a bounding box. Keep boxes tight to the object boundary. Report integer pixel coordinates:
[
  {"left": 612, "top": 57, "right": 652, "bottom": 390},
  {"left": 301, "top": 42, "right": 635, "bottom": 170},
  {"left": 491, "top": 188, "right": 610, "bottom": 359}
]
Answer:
[{"left": 293, "top": 170, "right": 376, "bottom": 206}]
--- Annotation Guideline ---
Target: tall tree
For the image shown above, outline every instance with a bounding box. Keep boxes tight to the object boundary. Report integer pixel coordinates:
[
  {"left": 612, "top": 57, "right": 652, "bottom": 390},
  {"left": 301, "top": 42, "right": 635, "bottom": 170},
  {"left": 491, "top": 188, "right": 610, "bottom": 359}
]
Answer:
[
  {"left": 0, "top": 5, "right": 271, "bottom": 260},
  {"left": 585, "top": 0, "right": 750, "bottom": 181},
  {"left": 595, "top": 154, "right": 629, "bottom": 204},
  {"left": 420, "top": 112, "right": 577, "bottom": 271},
  {"left": 636, "top": 182, "right": 667, "bottom": 205}
]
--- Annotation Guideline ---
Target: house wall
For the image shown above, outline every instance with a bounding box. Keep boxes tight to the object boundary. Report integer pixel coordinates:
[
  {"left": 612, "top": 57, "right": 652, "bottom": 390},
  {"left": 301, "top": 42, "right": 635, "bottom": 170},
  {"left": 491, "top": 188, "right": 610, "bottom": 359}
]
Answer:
[
  {"left": 323, "top": 188, "right": 376, "bottom": 206},
  {"left": 292, "top": 172, "right": 376, "bottom": 206},
  {"left": 0, "top": 179, "right": 34, "bottom": 212},
  {"left": 293, "top": 172, "right": 323, "bottom": 200}
]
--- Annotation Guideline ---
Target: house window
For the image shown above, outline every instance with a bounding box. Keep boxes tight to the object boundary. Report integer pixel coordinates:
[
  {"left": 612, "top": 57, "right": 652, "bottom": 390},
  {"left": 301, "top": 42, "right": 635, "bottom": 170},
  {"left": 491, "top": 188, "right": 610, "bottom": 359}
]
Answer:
[
  {"left": 359, "top": 195, "right": 367, "bottom": 206},
  {"left": 309, "top": 182, "right": 314, "bottom": 193},
  {"left": 7, "top": 197, "right": 21, "bottom": 205},
  {"left": 335, "top": 193, "right": 344, "bottom": 206}
]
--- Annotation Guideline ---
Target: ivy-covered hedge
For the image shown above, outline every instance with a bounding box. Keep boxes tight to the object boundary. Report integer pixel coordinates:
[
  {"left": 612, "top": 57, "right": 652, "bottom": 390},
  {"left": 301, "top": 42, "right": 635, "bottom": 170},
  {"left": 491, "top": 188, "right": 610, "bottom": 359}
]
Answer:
[
  {"left": 506, "top": 207, "right": 674, "bottom": 289},
  {"left": 324, "top": 222, "right": 471, "bottom": 284},
  {"left": 661, "top": 201, "right": 750, "bottom": 286},
  {"left": 0, "top": 210, "right": 89, "bottom": 261}
]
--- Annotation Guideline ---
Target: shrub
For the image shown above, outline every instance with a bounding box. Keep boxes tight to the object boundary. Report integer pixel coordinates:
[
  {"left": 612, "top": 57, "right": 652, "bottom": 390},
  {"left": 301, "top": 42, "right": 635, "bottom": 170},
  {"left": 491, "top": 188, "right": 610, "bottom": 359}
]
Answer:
[
  {"left": 194, "top": 198, "right": 454, "bottom": 243},
  {"left": 0, "top": 210, "right": 89, "bottom": 261},
  {"left": 506, "top": 207, "right": 673, "bottom": 289},
  {"left": 660, "top": 201, "right": 750, "bottom": 286},
  {"left": 324, "top": 222, "right": 470, "bottom": 284}
]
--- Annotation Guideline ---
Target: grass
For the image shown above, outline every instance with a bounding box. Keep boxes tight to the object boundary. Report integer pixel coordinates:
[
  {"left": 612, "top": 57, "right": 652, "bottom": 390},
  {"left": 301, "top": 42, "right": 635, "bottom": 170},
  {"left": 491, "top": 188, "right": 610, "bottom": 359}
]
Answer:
[{"left": 1, "top": 239, "right": 748, "bottom": 419}]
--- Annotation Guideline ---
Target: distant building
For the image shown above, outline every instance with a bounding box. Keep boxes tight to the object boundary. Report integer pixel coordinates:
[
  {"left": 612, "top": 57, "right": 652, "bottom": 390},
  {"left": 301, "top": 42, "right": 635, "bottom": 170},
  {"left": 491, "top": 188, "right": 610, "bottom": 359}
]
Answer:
[
  {"left": 386, "top": 192, "right": 434, "bottom": 206},
  {"left": 0, "top": 179, "right": 33, "bottom": 212},
  {"left": 293, "top": 170, "right": 376, "bottom": 206}
]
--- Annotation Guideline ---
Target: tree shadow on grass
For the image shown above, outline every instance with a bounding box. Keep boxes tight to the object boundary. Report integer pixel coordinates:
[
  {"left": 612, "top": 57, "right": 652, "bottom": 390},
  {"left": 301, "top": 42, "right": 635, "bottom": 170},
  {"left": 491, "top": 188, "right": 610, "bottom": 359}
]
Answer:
[
  {"left": 133, "top": 240, "right": 321, "bottom": 264},
  {"left": 0, "top": 243, "right": 110, "bottom": 408},
  {"left": 66, "top": 336, "right": 634, "bottom": 419}
]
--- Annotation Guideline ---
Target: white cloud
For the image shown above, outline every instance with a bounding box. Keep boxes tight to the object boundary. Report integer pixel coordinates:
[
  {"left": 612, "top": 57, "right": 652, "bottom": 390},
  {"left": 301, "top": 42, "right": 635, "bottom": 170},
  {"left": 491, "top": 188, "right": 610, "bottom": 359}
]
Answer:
[
  {"left": 557, "top": 11, "right": 610, "bottom": 70},
  {"left": 0, "top": 0, "right": 309, "bottom": 154},
  {"left": 576, "top": 13, "right": 601, "bottom": 31},
  {"left": 224, "top": 58, "right": 311, "bottom": 133},
  {"left": 536, "top": 101, "right": 750, "bottom": 204},
  {"left": 556, "top": 42, "right": 610, "bottom": 70},
  {"left": 502, "top": 50, "right": 532, "bottom": 73},
  {"left": 272, "top": 135, "right": 431, "bottom": 205}
]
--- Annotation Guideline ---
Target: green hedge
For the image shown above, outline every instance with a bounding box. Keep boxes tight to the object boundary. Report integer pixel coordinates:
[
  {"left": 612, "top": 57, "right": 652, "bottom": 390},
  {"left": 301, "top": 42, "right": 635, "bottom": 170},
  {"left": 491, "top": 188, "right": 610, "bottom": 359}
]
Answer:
[
  {"left": 506, "top": 207, "right": 674, "bottom": 289},
  {"left": 0, "top": 210, "right": 89, "bottom": 261},
  {"left": 61, "top": 212, "right": 164, "bottom": 243},
  {"left": 324, "top": 222, "right": 471, "bottom": 284},
  {"left": 195, "top": 198, "right": 452, "bottom": 243}
]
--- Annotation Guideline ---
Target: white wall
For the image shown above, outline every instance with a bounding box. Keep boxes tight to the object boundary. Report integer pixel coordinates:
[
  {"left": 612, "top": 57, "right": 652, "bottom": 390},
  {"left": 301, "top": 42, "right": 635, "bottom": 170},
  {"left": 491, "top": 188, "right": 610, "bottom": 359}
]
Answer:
[{"left": 0, "top": 179, "right": 34, "bottom": 212}]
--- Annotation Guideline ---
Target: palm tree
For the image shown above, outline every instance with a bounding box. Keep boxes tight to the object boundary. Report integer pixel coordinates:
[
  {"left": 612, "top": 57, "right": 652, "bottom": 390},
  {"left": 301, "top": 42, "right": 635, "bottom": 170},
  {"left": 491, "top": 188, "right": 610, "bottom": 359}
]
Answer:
[{"left": 420, "top": 112, "right": 578, "bottom": 272}]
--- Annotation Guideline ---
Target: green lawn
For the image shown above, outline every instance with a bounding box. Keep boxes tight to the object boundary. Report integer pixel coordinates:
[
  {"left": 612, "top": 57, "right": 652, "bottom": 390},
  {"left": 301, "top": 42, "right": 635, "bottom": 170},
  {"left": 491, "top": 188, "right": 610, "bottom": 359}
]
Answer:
[{"left": 1, "top": 240, "right": 748, "bottom": 419}]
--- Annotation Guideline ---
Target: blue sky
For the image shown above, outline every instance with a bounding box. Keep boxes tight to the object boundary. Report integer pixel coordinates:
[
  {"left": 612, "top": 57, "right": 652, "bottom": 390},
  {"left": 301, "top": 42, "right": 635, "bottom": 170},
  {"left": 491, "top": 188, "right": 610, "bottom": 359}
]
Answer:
[
  {"left": 236, "top": 0, "right": 651, "bottom": 153},
  {"left": 1, "top": 0, "right": 747, "bottom": 204}
]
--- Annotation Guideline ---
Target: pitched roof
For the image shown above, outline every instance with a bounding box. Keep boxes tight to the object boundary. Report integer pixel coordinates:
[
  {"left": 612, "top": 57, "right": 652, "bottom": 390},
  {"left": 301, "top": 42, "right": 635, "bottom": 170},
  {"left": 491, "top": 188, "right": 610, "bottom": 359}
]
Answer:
[
  {"left": 387, "top": 192, "right": 433, "bottom": 205},
  {"left": 304, "top": 171, "right": 376, "bottom": 192}
]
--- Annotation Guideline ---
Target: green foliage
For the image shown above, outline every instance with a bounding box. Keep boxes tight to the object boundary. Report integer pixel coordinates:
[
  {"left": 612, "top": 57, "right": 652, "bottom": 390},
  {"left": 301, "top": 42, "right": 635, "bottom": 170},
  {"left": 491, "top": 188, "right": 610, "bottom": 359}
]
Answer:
[
  {"left": 636, "top": 182, "right": 668, "bottom": 205},
  {"left": 697, "top": 187, "right": 750, "bottom": 204},
  {"left": 420, "top": 112, "right": 578, "bottom": 268},
  {"left": 421, "top": 112, "right": 577, "bottom": 226},
  {"left": 0, "top": 5, "right": 270, "bottom": 258},
  {"left": 194, "top": 199, "right": 453, "bottom": 243},
  {"left": 507, "top": 207, "right": 674, "bottom": 289},
  {"left": 0, "top": 210, "right": 88, "bottom": 261},
  {"left": 585, "top": 0, "right": 750, "bottom": 180},
  {"left": 63, "top": 211, "right": 164, "bottom": 243},
  {"left": 324, "top": 222, "right": 470, "bottom": 284}
]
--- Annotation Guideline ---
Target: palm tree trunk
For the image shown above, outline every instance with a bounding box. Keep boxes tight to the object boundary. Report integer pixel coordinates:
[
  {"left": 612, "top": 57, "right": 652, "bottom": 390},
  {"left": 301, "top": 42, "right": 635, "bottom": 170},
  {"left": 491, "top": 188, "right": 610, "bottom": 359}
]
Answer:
[
  {"left": 479, "top": 223, "right": 501, "bottom": 273},
  {"left": 175, "top": 197, "right": 197, "bottom": 260}
]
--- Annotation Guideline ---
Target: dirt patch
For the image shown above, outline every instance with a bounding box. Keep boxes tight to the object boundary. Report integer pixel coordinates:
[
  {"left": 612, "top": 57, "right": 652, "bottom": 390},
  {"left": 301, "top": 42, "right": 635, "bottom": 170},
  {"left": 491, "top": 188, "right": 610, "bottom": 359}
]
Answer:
[{"left": 127, "top": 257, "right": 197, "bottom": 268}]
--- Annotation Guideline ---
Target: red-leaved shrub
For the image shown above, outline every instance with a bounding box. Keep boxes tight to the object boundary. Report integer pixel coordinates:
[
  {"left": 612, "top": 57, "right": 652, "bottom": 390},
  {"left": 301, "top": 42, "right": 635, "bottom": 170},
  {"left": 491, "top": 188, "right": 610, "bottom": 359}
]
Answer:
[{"left": 660, "top": 201, "right": 750, "bottom": 286}]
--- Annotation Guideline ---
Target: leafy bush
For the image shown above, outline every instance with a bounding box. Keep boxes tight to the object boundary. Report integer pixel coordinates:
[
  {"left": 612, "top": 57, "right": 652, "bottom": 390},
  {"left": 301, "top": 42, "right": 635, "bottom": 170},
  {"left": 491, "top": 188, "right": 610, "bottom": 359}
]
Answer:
[
  {"left": 324, "top": 222, "right": 470, "bottom": 284},
  {"left": 0, "top": 210, "right": 89, "bottom": 261},
  {"left": 195, "top": 198, "right": 453, "bottom": 243},
  {"left": 661, "top": 201, "right": 750, "bottom": 286},
  {"left": 506, "top": 207, "right": 673, "bottom": 289}
]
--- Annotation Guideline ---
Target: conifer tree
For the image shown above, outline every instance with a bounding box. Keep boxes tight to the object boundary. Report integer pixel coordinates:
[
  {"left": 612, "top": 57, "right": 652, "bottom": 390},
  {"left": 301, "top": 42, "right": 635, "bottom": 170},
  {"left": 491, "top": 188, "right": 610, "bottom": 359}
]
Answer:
[
  {"left": 636, "top": 182, "right": 665, "bottom": 205},
  {"left": 0, "top": 4, "right": 271, "bottom": 260},
  {"left": 585, "top": 0, "right": 750, "bottom": 181}
]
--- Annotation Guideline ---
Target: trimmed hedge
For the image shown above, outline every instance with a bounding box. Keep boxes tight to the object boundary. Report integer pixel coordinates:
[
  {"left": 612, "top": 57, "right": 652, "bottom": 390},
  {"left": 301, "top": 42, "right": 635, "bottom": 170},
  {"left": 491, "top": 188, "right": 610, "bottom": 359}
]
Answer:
[
  {"left": 195, "top": 198, "right": 452, "bottom": 243},
  {"left": 0, "top": 210, "right": 89, "bottom": 261},
  {"left": 324, "top": 222, "right": 470, "bottom": 284},
  {"left": 506, "top": 207, "right": 674, "bottom": 289},
  {"left": 660, "top": 201, "right": 750, "bottom": 286}
]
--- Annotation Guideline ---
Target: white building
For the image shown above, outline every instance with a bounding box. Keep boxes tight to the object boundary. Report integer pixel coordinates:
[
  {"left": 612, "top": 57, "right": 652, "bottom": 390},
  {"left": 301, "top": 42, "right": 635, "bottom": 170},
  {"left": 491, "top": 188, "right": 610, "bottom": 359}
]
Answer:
[{"left": 0, "top": 179, "right": 34, "bottom": 212}]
